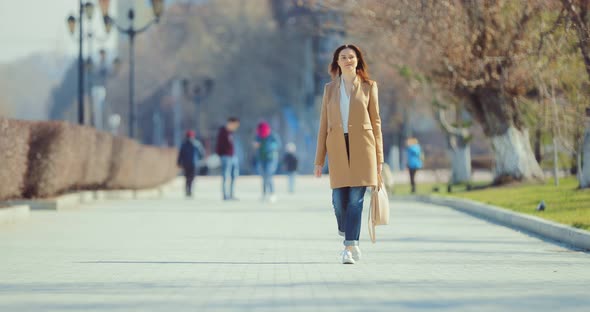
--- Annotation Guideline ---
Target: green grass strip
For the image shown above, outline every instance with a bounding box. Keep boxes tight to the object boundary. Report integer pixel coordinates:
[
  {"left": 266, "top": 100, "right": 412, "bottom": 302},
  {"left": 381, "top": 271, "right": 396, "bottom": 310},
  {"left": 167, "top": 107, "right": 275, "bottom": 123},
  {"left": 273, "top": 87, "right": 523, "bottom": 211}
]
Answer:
[{"left": 392, "top": 176, "right": 590, "bottom": 231}]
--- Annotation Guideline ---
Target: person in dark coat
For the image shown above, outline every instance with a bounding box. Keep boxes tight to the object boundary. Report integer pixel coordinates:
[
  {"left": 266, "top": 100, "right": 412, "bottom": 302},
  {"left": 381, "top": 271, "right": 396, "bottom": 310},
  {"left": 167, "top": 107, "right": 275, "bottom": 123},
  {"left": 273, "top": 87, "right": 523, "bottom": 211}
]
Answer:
[
  {"left": 283, "top": 142, "right": 298, "bottom": 193},
  {"left": 216, "top": 117, "right": 241, "bottom": 200},
  {"left": 177, "top": 130, "right": 206, "bottom": 197}
]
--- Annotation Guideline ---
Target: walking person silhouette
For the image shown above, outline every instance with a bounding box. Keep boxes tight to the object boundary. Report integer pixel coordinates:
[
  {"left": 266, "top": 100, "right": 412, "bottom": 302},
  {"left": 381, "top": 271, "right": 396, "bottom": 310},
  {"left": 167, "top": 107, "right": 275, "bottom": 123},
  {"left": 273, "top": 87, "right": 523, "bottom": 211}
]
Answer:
[{"left": 314, "top": 44, "right": 384, "bottom": 264}]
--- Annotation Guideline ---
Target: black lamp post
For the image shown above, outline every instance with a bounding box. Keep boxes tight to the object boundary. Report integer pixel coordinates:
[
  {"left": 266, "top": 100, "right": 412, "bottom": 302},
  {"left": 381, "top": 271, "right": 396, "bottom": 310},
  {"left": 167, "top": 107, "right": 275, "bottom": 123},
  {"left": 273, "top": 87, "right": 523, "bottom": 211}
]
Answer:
[
  {"left": 68, "top": 1, "right": 114, "bottom": 126},
  {"left": 102, "top": 0, "right": 165, "bottom": 139},
  {"left": 67, "top": 1, "right": 95, "bottom": 125},
  {"left": 94, "top": 49, "right": 121, "bottom": 129}
]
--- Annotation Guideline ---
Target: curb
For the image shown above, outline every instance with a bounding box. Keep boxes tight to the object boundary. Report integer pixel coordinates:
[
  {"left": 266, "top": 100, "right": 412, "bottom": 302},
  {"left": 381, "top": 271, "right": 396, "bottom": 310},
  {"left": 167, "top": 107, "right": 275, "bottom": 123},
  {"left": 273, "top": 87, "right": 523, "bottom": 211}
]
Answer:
[
  {"left": 95, "top": 190, "right": 135, "bottom": 200},
  {"left": 1, "top": 179, "right": 178, "bottom": 213},
  {"left": 0, "top": 205, "right": 30, "bottom": 224},
  {"left": 6, "top": 193, "right": 83, "bottom": 210},
  {"left": 393, "top": 194, "right": 590, "bottom": 251},
  {"left": 134, "top": 187, "right": 165, "bottom": 199}
]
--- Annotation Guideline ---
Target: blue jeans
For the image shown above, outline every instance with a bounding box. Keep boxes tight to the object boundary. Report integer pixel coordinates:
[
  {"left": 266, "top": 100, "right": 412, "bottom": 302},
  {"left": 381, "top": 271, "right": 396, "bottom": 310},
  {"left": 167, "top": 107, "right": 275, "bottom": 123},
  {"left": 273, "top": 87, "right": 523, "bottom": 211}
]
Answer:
[
  {"left": 287, "top": 172, "right": 296, "bottom": 193},
  {"left": 258, "top": 159, "right": 278, "bottom": 196},
  {"left": 332, "top": 186, "right": 367, "bottom": 246},
  {"left": 221, "top": 155, "right": 239, "bottom": 199}
]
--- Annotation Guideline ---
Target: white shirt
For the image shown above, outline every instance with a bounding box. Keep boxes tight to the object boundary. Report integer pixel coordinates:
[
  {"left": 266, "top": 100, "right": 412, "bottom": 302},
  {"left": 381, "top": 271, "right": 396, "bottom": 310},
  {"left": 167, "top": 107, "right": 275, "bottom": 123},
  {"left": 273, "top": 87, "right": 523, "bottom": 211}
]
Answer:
[{"left": 339, "top": 76, "right": 351, "bottom": 134}]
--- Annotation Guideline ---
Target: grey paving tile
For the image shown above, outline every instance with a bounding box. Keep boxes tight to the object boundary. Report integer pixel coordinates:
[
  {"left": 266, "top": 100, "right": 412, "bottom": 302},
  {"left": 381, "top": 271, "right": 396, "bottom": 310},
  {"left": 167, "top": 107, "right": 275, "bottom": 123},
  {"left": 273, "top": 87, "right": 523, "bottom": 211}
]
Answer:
[{"left": 0, "top": 176, "right": 588, "bottom": 312}]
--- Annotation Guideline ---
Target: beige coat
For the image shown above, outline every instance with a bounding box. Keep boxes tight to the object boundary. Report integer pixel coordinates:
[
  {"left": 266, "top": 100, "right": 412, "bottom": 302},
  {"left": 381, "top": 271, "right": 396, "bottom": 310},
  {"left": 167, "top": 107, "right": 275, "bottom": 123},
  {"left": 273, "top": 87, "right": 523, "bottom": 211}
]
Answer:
[{"left": 314, "top": 77, "right": 383, "bottom": 189}]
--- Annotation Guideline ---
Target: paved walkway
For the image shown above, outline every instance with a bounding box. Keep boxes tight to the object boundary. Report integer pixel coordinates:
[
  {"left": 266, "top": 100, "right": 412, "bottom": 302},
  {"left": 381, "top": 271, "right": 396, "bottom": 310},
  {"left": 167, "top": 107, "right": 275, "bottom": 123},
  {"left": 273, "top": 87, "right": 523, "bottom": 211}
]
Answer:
[{"left": 1, "top": 176, "right": 589, "bottom": 312}]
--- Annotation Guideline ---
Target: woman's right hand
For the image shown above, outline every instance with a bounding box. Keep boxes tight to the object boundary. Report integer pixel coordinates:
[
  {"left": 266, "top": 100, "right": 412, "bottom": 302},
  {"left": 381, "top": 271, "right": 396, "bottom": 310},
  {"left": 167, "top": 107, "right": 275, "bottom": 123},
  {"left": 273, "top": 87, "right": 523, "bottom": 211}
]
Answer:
[{"left": 314, "top": 165, "right": 322, "bottom": 177}]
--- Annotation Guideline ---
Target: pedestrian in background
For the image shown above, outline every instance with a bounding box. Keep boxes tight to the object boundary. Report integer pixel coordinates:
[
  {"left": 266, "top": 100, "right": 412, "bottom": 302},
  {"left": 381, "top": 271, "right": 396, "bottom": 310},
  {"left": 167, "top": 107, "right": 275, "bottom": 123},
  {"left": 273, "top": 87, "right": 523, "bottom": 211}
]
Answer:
[
  {"left": 314, "top": 44, "right": 383, "bottom": 264},
  {"left": 216, "top": 117, "right": 241, "bottom": 201},
  {"left": 254, "top": 121, "right": 281, "bottom": 203},
  {"left": 406, "top": 137, "right": 423, "bottom": 193},
  {"left": 283, "top": 142, "right": 298, "bottom": 194},
  {"left": 177, "top": 130, "right": 205, "bottom": 198}
]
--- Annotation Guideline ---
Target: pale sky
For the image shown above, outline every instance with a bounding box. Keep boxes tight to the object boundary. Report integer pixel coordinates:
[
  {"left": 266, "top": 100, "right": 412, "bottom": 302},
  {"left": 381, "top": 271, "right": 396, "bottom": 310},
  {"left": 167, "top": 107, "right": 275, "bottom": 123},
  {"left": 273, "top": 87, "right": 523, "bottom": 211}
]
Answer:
[{"left": 0, "top": 0, "right": 119, "bottom": 65}]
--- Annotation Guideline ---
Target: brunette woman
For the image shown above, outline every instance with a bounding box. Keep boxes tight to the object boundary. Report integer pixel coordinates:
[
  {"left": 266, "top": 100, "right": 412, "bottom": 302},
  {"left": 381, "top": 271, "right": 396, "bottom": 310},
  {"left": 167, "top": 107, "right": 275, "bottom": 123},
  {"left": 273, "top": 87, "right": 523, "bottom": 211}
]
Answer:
[{"left": 314, "top": 44, "right": 383, "bottom": 264}]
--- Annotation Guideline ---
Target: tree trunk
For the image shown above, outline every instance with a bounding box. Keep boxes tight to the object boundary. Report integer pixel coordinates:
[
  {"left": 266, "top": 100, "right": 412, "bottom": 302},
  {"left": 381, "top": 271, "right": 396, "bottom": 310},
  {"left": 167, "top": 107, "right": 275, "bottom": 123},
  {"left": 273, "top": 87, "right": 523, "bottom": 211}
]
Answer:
[
  {"left": 580, "top": 127, "right": 590, "bottom": 188},
  {"left": 490, "top": 126, "right": 544, "bottom": 184},
  {"left": 571, "top": 125, "right": 584, "bottom": 174},
  {"left": 466, "top": 89, "right": 544, "bottom": 184},
  {"left": 553, "top": 137, "right": 559, "bottom": 186},
  {"left": 388, "top": 145, "right": 400, "bottom": 171},
  {"left": 434, "top": 104, "right": 472, "bottom": 184},
  {"left": 534, "top": 127, "right": 543, "bottom": 163},
  {"left": 450, "top": 138, "right": 471, "bottom": 184}
]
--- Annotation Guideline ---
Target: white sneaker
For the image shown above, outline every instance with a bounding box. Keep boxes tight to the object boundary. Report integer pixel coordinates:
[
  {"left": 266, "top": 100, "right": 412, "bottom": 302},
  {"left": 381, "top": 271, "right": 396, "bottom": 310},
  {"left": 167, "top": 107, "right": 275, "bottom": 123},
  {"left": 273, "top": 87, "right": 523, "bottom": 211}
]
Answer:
[
  {"left": 269, "top": 195, "right": 277, "bottom": 203},
  {"left": 351, "top": 246, "right": 361, "bottom": 261},
  {"left": 341, "top": 249, "right": 355, "bottom": 264}
]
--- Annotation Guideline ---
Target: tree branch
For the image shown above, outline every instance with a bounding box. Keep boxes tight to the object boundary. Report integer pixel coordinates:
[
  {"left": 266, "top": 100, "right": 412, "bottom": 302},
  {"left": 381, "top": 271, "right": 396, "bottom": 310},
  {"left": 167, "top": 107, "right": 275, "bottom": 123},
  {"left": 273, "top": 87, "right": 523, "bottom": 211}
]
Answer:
[
  {"left": 537, "top": 8, "right": 566, "bottom": 56},
  {"left": 562, "top": 0, "right": 590, "bottom": 80},
  {"left": 434, "top": 101, "right": 471, "bottom": 139}
]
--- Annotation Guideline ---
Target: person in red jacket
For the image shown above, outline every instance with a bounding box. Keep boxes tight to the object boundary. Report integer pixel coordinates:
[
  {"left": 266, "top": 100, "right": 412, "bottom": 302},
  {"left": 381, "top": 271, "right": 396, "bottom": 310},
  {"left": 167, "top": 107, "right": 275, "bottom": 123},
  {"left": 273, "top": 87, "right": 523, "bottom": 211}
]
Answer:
[{"left": 216, "top": 117, "right": 240, "bottom": 200}]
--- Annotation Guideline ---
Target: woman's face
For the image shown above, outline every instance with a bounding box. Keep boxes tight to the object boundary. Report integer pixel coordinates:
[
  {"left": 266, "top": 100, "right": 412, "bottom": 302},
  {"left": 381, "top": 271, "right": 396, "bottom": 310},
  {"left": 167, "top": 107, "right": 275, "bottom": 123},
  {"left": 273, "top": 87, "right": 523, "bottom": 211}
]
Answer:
[{"left": 337, "top": 48, "right": 358, "bottom": 74}]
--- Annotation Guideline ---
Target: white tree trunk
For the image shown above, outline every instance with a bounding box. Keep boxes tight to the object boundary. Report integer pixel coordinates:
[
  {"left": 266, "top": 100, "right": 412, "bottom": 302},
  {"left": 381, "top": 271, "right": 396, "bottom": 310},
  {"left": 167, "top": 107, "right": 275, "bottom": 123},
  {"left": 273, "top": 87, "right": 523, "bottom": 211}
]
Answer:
[
  {"left": 553, "top": 137, "right": 559, "bottom": 186},
  {"left": 388, "top": 145, "right": 400, "bottom": 171},
  {"left": 490, "top": 127, "right": 544, "bottom": 182},
  {"left": 450, "top": 144, "right": 471, "bottom": 184},
  {"left": 580, "top": 127, "right": 590, "bottom": 188}
]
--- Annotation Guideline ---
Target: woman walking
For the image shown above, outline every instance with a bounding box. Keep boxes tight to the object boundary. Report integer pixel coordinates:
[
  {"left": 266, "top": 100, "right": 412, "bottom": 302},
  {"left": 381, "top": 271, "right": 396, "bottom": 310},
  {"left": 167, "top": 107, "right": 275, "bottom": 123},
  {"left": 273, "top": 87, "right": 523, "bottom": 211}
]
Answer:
[
  {"left": 254, "top": 121, "right": 281, "bottom": 203},
  {"left": 314, "top": 44, "right": 383, "bottom": 264}
]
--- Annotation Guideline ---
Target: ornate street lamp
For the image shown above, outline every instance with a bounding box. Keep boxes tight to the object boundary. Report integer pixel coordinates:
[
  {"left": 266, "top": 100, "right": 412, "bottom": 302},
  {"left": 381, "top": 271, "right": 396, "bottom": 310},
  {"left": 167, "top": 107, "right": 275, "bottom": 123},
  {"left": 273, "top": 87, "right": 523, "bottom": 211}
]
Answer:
[
  {"left": 101, "top": 1, "right": 166, "bottom": 139},
  {"left": 112, "top": 57, "right": 121, "bottom": 74},
  {"left": 67, "top": 15, "right": 76, "bottom": 35},
  {"left": 98, "top": 0, "right": 110, "bottom": 16},
  {"left": 84, "top": 2, "right": 95, "bottom": 19},
  {"left": 65, "top": 2, "right": 87, "bottom": 125},
  {"left": 85, "top": 57, "right": 94, "bottom": 71},
  {"left": 67, "top": 1, "right": 113, "bottom": 126},
  {"left": 151, "top": 0, "right": 165, "bottom": 20},
  {"left": 103, "top": 15, "right": 113, "bottom": 34}
]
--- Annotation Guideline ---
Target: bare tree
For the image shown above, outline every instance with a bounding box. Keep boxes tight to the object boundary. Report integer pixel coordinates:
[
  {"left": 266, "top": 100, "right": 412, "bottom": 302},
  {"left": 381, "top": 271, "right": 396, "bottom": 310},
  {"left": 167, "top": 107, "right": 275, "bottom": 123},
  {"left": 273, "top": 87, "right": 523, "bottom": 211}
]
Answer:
[
  {"left": 560, "top": 0, "right": 590, "bottom": 187},
  {"left": 323, "top": 0, "right": 565, "bottom": 184}
]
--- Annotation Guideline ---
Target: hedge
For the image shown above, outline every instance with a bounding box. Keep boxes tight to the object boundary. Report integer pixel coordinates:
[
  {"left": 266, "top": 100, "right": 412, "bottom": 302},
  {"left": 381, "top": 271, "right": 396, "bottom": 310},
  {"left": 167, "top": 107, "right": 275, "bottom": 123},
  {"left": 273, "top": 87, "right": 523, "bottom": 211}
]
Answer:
[
  {"left": 105, "top": 139, "right": 178, "bottom": 190},
  {"left": 82, "top": 130, "right": 113, "bottom": 188},
  {"left": 25, "top": 121, "right": 91, "bottom": 197},
  {"left": 0, "top": 118, "right": 178, "bottom": 200},
  {"left": 0, "top": 118, "right": 30, "bottom": 200}
]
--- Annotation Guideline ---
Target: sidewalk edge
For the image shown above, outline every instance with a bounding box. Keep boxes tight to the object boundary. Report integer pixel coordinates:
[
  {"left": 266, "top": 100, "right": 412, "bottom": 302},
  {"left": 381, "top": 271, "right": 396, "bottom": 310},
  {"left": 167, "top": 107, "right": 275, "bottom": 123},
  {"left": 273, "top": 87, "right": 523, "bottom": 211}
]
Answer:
[
  {"left": 393, "top": 194, "right": 590, "bottom": 251},
  {"left": 0, "top": 205, "right": 30, "bottom": 224}
]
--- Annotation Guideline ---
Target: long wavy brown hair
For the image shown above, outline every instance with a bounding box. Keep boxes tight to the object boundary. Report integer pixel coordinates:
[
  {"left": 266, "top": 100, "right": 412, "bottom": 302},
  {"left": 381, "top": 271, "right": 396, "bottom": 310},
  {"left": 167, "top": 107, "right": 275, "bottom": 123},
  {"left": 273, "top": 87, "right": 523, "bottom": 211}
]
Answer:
[{"left": 329, "top": 44, "right": 371, "bottom": 82}]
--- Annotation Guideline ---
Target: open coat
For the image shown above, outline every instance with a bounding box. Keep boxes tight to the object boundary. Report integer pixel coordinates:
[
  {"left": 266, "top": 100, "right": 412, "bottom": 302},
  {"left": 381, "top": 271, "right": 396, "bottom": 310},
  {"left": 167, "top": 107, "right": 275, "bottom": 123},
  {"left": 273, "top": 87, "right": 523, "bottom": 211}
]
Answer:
[{"left": 314, "top": 77, "right": 383, "bottom": 189}]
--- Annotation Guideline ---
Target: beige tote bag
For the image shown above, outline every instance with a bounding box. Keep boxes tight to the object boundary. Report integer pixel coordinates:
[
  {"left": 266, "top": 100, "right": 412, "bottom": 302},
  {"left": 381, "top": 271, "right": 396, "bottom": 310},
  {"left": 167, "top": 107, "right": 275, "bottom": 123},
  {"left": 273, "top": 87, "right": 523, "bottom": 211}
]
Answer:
[{"left": 368, "top": 174, "right": 390, "bottom": 243}]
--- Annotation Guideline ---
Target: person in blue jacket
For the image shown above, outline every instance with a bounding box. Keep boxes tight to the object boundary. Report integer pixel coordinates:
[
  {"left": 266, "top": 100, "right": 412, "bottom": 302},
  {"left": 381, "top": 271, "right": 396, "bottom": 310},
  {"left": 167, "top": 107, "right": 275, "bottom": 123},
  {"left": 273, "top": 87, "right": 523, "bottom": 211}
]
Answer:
[
  {"left": 406, "top": 137, "right": 423, "bottom": 193},
  {"left": 177, "top": 130, "right": 205, "bottom": 197}
]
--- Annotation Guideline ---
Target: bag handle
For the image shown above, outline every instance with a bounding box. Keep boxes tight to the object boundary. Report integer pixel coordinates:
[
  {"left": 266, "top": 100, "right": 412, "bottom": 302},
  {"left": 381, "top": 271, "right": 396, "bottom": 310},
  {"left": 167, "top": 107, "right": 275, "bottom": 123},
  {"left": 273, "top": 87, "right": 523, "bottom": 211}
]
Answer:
[{"left": 377, "top": 174, "right": 383, "bottom": 190}]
